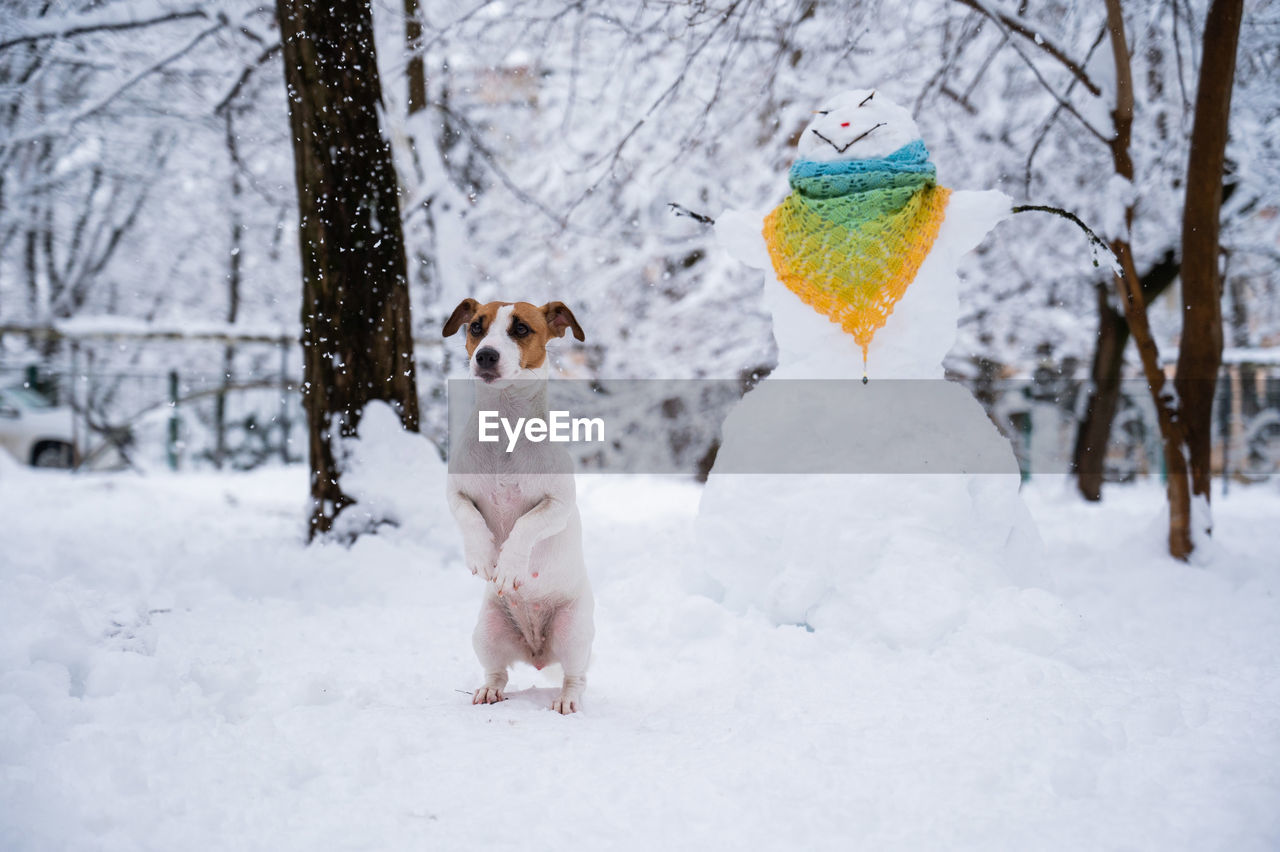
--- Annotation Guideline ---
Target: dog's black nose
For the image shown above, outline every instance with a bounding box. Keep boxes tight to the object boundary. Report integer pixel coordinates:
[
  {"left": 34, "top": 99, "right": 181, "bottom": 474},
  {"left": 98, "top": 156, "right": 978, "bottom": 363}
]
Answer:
[{"left": 474, "top": 347, "right": 500, "bottom": 369}]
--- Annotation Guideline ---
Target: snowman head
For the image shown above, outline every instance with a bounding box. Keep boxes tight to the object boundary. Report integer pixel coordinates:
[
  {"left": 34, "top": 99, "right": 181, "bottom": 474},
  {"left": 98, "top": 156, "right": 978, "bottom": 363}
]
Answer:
[{"left": 796, "top": 89, "right": 922, "bottom": 162}]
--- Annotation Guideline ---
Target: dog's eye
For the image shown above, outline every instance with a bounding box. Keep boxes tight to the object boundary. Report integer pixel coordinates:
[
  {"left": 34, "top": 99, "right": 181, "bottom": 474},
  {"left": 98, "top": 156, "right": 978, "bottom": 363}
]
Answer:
[
  {"left": 511, "top": 322, "right": 530, "bottom": 338},
  {"left": 468, "top": 320, "right": 484, "bottom": 336}
]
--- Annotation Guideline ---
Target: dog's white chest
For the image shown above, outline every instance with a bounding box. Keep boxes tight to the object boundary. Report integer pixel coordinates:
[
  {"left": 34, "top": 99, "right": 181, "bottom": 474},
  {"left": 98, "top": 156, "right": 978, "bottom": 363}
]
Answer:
[
  {"left": 475, "top": 476, "right": 534, "bottom": 540},
  {"left": 487, "top": 479, "right": 523, "bottom": 512}
]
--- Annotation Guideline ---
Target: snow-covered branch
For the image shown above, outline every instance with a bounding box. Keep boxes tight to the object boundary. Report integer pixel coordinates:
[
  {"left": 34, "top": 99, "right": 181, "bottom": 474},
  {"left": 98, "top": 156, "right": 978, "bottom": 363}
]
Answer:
[
  {"left": 2, "top": 18, "right": 228, "bottom": 149},
  {"left": 951, "top": 0, "right": 1103, "bottom": 96},
  {"left": 952, "top": 0, "right": 1111, "bottom": 143},
  {"left": 0, "top": 3, "right": 210, "bottom": 50},
  {"left": 215, "top": 42, "right": 283, "bottom": 115}
]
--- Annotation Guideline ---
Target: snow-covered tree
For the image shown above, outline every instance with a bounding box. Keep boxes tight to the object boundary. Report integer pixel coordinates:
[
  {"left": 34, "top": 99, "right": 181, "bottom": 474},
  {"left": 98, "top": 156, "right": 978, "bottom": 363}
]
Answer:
[{"left": 274, "top": 0, "right": 420, "bottom": 539}]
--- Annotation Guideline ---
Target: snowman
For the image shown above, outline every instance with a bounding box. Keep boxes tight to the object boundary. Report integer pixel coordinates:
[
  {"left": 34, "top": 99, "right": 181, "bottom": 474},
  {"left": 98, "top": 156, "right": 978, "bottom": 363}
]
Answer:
[{"left": 696, "top": 89, "right": 1044, "bottom": 645}]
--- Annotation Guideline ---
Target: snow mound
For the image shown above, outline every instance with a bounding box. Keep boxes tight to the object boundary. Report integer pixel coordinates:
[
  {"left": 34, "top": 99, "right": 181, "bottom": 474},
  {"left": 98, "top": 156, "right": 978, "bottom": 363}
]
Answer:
[
  {"left": 335, "top": 401, "right": 451, "bottom": 542},
  {"left": 697, "top": 470, "right": 1043, "bottom": 645}
]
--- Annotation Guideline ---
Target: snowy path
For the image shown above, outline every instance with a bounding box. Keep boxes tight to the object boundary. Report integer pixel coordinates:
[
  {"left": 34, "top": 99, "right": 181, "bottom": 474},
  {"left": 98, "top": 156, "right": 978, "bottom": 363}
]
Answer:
[{"left": 1, "top": 467, "right": 1278, "bottom": 850}]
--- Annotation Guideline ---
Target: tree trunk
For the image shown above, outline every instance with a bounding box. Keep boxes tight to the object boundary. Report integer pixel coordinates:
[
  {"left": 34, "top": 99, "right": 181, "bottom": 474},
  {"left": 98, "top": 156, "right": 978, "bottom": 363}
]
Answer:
[
  {"left": 404, "top": 0, "right": 427, "bottom": 116},
  {"left": 276, "top": 0, "right": 421, "bottom": 540},
  {"left": 1102, "top": 0, "right": 1195, "bottom": 558},
  {"left": 1174, "top": 0, "right": 1242, "bottom": 537},
  {"left": 1074, "top": 250, "right": 1178, "bottom": 500},
  {"left": 216, "top": 110, "right": 244, "bottom": 471},
  {"left": 1108, "top": 232, "right": 1193, "bottom": 559},
  {"left": 1074, "top": 287, "right": 1131, "bottom": 500},
  {"left": 400, "top": 0, "right": 428, "bottom": 189}
]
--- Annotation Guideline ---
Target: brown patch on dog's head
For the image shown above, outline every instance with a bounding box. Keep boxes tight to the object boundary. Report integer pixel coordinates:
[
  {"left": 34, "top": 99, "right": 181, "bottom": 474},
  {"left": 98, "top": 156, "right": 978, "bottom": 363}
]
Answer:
[
  {"left": 507, "top": 301, "right": 584, "bottom": 369},
  {"left": 502, "top": 302, "right": 545, "bottom": 369},
  {"left": 443, "top": 298, "right": 510, "bottom": 358}
]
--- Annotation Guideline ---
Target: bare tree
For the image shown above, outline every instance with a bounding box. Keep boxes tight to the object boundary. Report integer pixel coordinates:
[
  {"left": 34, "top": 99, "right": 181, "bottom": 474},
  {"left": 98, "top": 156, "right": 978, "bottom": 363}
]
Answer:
[
  {"left": 275, "top": 0, "right": 421, "bottom": 539},
  {"left": 1095, "top": 0, "right": 1243, "bottom": 557},
  {"left": 1173, "top": 0, "right": 1243, "bottom": 548},
  {"left": 951, "top": 0, "right": 1246, "bottom": 558}
]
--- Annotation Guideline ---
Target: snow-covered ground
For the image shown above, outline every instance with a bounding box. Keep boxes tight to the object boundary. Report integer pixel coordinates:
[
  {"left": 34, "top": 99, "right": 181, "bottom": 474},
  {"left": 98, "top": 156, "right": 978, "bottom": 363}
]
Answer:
[{"left": 1, "top": 461, "right": 1278, "bottom": 850}]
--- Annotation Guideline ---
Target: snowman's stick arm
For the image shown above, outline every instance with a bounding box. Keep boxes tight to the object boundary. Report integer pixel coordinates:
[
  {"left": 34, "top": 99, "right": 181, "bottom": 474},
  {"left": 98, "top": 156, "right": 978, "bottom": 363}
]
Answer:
[
  {"left": 668, "top": 202, "right": 716, "bottom": 226},
  {"left": 1011, "top": 204, "right": 1120, "bottom": 272}
]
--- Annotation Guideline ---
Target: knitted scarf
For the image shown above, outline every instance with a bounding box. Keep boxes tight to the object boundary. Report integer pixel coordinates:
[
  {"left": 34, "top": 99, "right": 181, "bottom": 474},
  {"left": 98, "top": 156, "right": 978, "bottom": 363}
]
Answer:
[{"left": 762, "top": 139, "right": 951, "bottom": 363}]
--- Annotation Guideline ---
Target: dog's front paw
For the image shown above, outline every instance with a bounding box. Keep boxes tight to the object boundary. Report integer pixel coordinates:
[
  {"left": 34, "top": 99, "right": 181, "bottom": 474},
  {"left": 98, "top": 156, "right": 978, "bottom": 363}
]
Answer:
[
  {"left": 465, "top": 540, "right": 498, "bottom": 581},
  {"left": 472, "top": 685, "right": 505, "bottom": 704},
  {"left": 492, "top": 549, "right": 530, "bottom": 597}
]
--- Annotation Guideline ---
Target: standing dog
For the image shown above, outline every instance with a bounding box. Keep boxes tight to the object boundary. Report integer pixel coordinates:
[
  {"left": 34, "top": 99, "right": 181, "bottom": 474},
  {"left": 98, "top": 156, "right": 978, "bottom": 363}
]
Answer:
[{"left": 443, "top": 299, "right": 594, "bottom": 714}]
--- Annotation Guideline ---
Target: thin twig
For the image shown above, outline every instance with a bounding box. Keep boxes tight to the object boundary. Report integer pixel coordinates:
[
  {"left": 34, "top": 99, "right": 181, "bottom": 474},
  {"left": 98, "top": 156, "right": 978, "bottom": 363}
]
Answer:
[
  {"left": 215, "top": 42, "right": 283, "bottom": 115},
  {"left": 3, "top": 18, "right": 228, "bottom": 147},
  {"left": 1024, "top": 24, "right": 1109, "bottom": 194},
  {"left": 667, "top": 203, "right": 716, "bottom": 225},
  {"left": 952, "top": 2, "right": 1110, "bottom": 143},
  {"left": 0, "top": 7, "right": 208, "bottom": 50},
  {"left": 950, "top": 0, "right": 1103, "bottom": 96}
]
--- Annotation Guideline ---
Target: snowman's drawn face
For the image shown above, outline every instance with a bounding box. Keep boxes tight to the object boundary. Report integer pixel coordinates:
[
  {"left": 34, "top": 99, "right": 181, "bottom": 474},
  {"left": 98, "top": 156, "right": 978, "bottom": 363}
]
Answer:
[{"left": 796, "top": 89, "right": 923, "bottom": 162}]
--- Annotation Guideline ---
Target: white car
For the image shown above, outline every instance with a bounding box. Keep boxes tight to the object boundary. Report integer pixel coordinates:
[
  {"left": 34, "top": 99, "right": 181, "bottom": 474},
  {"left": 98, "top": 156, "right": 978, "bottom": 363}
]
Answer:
[{"left": 0, "top": 386, "right": 77, "bottom": 468}]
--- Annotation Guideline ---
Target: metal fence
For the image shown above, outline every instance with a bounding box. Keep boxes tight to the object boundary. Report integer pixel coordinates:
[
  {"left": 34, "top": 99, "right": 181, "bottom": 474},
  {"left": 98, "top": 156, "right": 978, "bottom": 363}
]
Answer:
[
  {"left": 985, "top": 362, "right": 1280, "bottom": 484},
  {"left": 2, "top": 322, "right": 1278, "bottom": 482},
  {"left": 0, "top": 324, "right": 449, "bottom": 471}
]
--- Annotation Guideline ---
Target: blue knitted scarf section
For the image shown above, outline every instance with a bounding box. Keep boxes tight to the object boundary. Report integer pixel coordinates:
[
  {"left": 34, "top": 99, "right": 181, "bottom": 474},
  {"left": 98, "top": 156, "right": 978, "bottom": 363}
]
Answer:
[{"left": 788, "top": 140, "right": 937, "bottom": 199}]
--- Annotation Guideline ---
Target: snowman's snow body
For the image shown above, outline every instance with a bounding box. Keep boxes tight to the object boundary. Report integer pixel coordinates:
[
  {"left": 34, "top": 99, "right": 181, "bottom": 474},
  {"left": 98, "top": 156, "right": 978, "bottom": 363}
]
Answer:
[{"left": 697, "top": 90, "right": 1043, "bottom": 642}]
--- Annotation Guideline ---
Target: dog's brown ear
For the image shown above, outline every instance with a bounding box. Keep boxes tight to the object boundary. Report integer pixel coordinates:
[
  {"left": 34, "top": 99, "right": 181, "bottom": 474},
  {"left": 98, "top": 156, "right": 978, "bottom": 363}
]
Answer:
[
  {"left": 443, "top": 298, "right": 480, "bottom": 337},
  {"left": 542, "top": 301, "right": 584, "bottom": 341}
]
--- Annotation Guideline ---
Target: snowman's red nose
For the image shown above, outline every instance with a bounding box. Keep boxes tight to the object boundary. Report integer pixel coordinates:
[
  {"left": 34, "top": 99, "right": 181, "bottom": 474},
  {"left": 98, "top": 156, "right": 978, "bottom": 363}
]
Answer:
[{"left": 841, "top": 122, "right": 851, "bottom": 127}]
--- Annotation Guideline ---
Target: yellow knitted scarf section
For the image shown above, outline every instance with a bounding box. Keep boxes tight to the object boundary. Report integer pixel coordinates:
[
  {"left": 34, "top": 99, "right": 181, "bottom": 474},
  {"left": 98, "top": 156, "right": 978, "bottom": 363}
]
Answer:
[{"left": 763, "top": 140, "right": 951, "bottom": 362}]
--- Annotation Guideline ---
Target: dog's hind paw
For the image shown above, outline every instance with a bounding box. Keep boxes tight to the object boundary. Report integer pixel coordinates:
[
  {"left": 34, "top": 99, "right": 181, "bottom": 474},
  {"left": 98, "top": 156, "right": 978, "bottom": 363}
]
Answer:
[
  {"left": 552, "top": 675, "right": 585, "bottom": 714},
  {"left": 551, "top": 693, "right": 581, "bottom": 714},
  {"left": 472, "top": 686, "right": 506, "bottom": 705}
]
